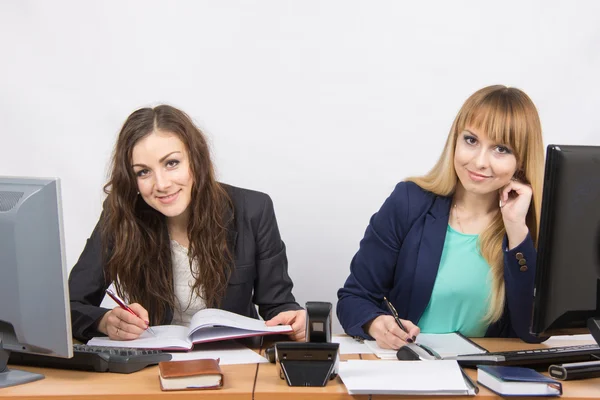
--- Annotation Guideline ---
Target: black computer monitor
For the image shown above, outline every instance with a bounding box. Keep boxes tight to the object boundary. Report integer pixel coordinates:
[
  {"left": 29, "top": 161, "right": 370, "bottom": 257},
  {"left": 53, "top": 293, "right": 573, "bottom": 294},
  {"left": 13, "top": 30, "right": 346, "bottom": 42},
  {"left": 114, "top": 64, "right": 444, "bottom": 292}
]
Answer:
[
  {"left": 531, "top": 145, "right": 600, "bottom": 343},
  {"left": 0, "top": 177, "right": 73, "bottom": 388}
]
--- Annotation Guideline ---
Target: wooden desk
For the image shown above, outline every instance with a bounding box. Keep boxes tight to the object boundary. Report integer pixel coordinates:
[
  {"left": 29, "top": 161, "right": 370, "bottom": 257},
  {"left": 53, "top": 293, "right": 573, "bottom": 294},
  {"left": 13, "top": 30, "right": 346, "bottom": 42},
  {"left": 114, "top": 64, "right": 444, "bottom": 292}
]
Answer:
[
  {"left": 3, "top": 338, "right": 600, "bottom": 399},
  {"left": 253, "top": 337, "right": 600, "bottom": 400},
  {"left": 0, "top": 363, "right": 257, "bottom": 400},
  {"left": 253, "top": 353, "right": 369, "bottom": 400}
]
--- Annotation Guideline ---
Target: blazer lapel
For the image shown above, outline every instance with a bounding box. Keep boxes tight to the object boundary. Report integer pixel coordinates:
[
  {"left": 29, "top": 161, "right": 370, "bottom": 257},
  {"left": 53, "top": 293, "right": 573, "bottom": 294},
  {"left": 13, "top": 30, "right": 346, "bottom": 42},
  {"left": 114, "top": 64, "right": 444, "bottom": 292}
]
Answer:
[
  {"left": 406, "top": 195, "right": 451, "bottom": 324},
  {"left": 224, "top": 204, "right": 238, "bottom": 253},
  {"left": 227, "top": 229, "right": 238, "bottom": 253}
]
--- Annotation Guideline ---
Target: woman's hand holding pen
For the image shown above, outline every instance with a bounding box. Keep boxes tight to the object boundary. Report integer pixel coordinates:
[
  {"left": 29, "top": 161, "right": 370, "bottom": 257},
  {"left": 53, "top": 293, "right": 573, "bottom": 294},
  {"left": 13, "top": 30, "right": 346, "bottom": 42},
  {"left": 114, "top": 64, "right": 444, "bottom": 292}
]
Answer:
[
  {"left": 97, "top": 303, "right": 151, "bottom": 340},
  {"left": 365, "top": 315, "right": 420, "bottom": 350}
]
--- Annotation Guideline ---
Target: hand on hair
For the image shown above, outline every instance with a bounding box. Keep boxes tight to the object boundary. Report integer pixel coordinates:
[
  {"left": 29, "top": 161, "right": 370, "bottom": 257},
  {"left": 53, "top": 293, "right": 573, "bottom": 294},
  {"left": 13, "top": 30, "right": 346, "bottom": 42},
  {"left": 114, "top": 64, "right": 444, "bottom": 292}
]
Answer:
[
  {"left": 499, "top": 178, "right": 532, "bottom": 249},
  {"left": 97, "top": 303, "right": 150, "bottom": 341},
  {"left": 365, "top": 315, "right": 420, "bottom": 350},
  {"left": 265, "top": 309, "right": 307, "bottom": 342}
]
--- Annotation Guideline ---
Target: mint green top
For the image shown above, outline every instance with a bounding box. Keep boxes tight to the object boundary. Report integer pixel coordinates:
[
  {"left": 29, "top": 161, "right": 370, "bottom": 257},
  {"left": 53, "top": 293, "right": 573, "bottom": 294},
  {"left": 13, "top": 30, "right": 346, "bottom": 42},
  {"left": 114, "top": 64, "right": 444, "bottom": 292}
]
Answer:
[{"left": 417, "top": 225, "right": 492, "bottom": 337}]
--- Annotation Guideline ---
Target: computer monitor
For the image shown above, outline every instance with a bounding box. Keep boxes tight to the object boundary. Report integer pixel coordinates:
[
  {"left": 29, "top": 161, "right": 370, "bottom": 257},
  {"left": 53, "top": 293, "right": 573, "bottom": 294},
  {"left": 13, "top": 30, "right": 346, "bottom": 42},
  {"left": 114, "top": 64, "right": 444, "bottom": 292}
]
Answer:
[
  {"left": 531, "top": 145, "right": 600, "bottom": 343},
  {"left": 0, "top": 177, "right": 72, "bottom": 388}
]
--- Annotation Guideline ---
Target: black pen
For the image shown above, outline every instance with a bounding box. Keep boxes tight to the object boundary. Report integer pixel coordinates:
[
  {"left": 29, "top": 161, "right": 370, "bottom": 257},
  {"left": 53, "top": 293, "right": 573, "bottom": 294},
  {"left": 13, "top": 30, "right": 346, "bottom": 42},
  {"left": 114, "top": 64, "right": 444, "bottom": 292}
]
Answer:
[
  {"left": 383, "top": 296, "right": 409, "bottom": 335},
  {"left": 459, "top": 365, "right": 479, "bottom": 394}
]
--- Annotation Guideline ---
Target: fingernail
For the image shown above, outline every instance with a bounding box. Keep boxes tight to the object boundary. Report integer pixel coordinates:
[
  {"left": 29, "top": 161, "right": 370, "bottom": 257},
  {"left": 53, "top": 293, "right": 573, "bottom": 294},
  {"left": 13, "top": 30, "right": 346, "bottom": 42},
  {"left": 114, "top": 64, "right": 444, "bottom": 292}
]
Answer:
[
  {"left": 412, "top": 335, "right": 417, "bottom": 342},
  {"left": 144, "top": 320, "right": 150, "bottom": 325},
  {"left": 407, "top": 338, "right": 413, "bottom": 343}
]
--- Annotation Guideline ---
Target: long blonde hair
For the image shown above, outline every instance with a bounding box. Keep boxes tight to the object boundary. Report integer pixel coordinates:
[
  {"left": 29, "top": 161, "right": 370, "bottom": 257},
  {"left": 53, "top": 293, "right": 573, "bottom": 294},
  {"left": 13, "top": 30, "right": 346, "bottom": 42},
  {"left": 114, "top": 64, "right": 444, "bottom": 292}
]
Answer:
[{"left": 407, "top": 85, "right": 544, "bottom": 323}]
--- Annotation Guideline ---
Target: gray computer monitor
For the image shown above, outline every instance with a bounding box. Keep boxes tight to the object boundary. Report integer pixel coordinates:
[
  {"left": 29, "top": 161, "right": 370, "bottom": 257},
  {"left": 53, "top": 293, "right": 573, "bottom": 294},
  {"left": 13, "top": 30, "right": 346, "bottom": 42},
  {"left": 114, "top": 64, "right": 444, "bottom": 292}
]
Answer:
[{"left": 0, "top": 177, "right": 72, "bottom": 388}]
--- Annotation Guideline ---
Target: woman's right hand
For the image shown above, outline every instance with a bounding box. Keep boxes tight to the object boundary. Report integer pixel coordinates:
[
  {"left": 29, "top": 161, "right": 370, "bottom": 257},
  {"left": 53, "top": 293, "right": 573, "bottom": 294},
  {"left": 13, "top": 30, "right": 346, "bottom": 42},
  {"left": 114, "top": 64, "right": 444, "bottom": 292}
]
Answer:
[
  {"left": 97, "top": 303, "right": 150, "bottom": 340},
  {"left": 365, "top": 315, "right": 420, "bottom": 350}
]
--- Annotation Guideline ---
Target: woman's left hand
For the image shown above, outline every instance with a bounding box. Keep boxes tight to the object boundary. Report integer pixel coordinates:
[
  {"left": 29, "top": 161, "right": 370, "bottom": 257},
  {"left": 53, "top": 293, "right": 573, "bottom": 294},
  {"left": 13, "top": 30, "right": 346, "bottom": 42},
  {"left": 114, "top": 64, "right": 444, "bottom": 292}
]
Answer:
[
  {"left": 499, "top": 178, "right": 532, "bottom": 249},
  {"left": 265, "top": 310, "right": 306, "bottom": 341}
]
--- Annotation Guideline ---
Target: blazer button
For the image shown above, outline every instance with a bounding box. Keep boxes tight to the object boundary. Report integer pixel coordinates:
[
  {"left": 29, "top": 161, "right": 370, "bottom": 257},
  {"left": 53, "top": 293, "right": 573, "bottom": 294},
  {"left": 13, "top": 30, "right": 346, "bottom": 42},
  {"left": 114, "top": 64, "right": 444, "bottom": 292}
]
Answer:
[
  {"left": 516, "top": 252, "right": 524, "bottom": 260},
  {"left": 520, "top": 265, "right": 528, "bottom": 272},
  {"left": 518, "top": 258, "right": 527, "bottom": 265}
]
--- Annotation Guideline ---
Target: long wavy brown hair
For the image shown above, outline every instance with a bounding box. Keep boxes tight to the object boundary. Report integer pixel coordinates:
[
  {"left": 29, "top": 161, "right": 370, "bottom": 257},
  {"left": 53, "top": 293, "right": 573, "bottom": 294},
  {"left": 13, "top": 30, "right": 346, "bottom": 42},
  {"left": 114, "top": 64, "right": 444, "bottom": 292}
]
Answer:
[
  {"left": 407, "top": 85, "right": 544, "bottom": 324},
  {"left": 101, "top": 105, "right": 233, "bottom": 324}
]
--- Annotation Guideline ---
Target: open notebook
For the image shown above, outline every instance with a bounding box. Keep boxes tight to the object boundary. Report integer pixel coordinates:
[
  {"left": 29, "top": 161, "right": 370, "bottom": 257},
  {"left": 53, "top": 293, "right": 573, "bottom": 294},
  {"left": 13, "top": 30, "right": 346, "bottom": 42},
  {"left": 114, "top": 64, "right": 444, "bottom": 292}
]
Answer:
[
  {"left": 88, "top": 308, "right": 292, "bottom": 350},
  {"left": 365, "top": 332, "right": 488, "bottom": 359}
]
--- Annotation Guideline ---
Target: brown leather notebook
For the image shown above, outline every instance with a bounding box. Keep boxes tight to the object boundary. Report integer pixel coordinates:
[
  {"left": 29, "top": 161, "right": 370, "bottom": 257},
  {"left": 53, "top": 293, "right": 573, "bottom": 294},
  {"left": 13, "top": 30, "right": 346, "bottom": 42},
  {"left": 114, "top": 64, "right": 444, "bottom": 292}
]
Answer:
[{"left": 158, "top": 358, "right": 224, "bottom": 391}]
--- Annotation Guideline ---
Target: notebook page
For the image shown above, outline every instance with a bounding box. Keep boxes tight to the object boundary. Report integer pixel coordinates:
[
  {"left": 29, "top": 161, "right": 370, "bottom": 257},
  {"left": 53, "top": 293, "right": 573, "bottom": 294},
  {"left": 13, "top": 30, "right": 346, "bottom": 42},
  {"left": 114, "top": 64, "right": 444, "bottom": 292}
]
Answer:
[
  {"left": 339, "top": 360, "right": 470, "bottom": 395},
  {"left": 88, "top": 325, "right": 191, "bottom": 350},
  {"left": 188, "top": 308, "right": 291, "bottom": 335}
]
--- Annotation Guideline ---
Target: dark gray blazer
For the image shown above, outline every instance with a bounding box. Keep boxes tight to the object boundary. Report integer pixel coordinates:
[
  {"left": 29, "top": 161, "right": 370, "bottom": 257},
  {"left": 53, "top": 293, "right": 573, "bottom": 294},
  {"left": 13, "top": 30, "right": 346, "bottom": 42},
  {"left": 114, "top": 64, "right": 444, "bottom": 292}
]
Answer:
[{"left": 68, "top": 184, "right": 301, "bottom": 341}]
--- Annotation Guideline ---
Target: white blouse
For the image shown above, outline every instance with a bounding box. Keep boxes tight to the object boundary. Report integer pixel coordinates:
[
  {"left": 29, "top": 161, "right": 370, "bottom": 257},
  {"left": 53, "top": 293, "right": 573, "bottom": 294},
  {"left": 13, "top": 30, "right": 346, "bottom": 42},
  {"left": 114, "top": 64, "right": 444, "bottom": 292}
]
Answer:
[{"left": 170, "top": 240, "right": 207, "bottom": 326}]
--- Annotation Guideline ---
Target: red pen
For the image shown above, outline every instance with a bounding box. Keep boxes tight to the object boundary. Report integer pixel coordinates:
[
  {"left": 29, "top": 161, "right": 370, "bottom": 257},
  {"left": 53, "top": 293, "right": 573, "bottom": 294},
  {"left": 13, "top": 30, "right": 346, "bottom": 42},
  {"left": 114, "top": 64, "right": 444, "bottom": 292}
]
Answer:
[{"left": 105, "top": 288, "right": 156, "bottom": 336}]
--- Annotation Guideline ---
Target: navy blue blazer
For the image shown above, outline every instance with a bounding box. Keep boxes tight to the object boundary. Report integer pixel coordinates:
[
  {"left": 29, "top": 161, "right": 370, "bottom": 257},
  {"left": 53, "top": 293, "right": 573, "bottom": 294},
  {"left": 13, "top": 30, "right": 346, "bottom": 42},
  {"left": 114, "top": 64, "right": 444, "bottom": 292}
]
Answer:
[{"left": 337, "top": 181, "right": 544, "bottom": 343}]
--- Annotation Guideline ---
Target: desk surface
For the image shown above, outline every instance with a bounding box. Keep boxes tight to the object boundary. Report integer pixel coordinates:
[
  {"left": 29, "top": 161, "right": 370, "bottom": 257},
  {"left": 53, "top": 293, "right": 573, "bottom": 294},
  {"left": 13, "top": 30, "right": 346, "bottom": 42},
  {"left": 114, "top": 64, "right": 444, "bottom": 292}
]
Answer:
[
  {"left": 254, "top": 338, "right": 600, "bottom": 400},
  {"left": 0, "top": 363, "right": 257, "bottom": 400},
  {"left": 3, "top": 338, "right": 600, "bottom": 399}
]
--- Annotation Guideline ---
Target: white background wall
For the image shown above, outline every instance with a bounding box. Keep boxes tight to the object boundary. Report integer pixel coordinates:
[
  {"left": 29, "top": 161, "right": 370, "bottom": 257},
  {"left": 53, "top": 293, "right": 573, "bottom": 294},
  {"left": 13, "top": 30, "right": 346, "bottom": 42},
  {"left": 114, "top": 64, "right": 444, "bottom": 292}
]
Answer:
[{"left": 1, "top": 0, "right": 599, "bottom": 333}]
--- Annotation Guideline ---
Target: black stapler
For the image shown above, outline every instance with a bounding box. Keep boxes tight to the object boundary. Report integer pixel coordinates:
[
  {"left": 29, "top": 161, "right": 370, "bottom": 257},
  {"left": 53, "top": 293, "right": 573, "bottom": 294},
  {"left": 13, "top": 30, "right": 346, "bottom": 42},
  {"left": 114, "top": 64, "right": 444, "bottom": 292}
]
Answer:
[{"left": 396, "top": 342, "right": 441, "bottom": 361}]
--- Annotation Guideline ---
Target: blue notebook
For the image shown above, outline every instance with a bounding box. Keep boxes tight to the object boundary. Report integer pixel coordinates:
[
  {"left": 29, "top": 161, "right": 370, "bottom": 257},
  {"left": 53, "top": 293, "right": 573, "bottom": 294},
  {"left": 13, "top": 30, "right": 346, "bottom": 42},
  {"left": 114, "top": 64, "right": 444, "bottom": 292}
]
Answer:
[{"left": 477, "top": 365, "right": 562, "bottom": 397}]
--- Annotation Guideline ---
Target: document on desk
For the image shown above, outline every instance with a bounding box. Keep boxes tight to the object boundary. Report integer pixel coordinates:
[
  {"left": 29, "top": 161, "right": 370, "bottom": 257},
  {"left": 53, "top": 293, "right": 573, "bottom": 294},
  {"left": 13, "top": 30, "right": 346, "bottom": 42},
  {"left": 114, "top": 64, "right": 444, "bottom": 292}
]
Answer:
[
  {"left": 167, "top": 341, "right": 268, "bottom": 365},
  {"left": 366, "top": 333, "right": 487, "bottom": 359},
  {"left": 332, "top": 336, "right": 372, "bottom": 354},
  {"left": 338, "top": 360, "right": 475, "bottom": 395},
  {"left": 543, "top": 334, "right": 595, "bottom": 346}
]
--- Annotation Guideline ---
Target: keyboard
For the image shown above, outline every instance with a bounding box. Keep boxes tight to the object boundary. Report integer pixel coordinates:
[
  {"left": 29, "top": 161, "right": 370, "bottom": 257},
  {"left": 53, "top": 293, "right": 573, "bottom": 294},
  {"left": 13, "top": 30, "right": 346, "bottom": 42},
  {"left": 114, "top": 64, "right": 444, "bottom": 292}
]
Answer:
[
  {"left": 451, "top": 344, "right": 600, "bottom": 369},
  {"left": 8, "top": 344, "right": 172, "bottom": 374}
]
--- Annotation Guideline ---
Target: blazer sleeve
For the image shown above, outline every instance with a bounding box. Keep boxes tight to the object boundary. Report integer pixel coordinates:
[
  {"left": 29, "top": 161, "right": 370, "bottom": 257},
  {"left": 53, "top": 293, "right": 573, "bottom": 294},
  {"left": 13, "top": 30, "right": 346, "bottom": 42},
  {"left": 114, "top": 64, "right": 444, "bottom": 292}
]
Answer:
[
  {"left": 252, "top": 194, "right": 302, "bottom": 321},
  {"left": 500, "top": 232, "right": 546, "bottom": 343},
  {"left": 336, "top": 183, "right": 410, "bottom": 338},
  {"left": 68, "top": 218, "right": 111, "bottom": 342}
]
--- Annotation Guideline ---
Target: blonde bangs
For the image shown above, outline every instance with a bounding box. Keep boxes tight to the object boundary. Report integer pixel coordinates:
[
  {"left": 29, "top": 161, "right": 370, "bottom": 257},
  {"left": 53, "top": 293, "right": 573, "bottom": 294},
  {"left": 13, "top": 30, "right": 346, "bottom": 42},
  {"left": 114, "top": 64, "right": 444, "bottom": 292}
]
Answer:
[{"left": 460, "top": 95, "right": 529, "bottom": 167}]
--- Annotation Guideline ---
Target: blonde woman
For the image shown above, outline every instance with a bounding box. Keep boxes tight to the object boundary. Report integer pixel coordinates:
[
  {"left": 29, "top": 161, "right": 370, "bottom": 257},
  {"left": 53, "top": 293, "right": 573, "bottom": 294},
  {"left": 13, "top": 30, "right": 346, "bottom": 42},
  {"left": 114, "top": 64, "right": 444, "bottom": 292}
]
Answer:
[{"left": 337, "top": 85, "right": 545, "bottom": 349}]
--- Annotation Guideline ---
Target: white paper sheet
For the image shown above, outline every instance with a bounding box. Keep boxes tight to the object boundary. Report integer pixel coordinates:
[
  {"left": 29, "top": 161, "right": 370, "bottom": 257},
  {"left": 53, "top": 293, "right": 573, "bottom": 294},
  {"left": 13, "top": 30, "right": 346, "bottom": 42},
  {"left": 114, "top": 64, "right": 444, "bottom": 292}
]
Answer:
[
  {"left": 338, "top": 359, "right": 473, "bottom": 395},
  {"left": 168, "top": 341, "right": 268, "bottom": 364},
  {"left": 332, "top": 336, "right": 372, "bottom": 354},
  {"left": 542, "top": 334, "right": 595, "bottom": 346}
]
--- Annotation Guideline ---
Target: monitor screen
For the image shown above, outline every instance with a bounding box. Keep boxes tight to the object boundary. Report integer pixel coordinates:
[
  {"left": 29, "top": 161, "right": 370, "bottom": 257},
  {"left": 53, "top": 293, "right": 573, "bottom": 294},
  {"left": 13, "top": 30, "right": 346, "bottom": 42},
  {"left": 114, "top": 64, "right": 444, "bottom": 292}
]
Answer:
[
  {"left": 0, "top": 177, "right": 72, "bottom": 387},
  {"left": 531, "top": 145, "right": 600, "bottom": 338}
]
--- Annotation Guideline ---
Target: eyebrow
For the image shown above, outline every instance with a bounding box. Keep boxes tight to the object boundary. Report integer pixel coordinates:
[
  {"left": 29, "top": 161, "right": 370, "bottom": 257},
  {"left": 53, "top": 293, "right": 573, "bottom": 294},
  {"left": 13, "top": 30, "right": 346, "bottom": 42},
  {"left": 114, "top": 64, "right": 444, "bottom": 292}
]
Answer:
[
  {"left": 463, "top": 129, "right": 478, "bottom": 138},
  {"left": 132, "top": 151, "right": 181, "bottom": 168}
]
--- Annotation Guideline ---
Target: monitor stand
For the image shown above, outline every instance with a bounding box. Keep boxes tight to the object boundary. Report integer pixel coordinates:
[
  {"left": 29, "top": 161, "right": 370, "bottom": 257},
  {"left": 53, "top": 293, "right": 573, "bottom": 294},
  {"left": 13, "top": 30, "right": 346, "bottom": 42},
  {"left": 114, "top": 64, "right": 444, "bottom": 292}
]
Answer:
[
  {"left": 0, "top": 340, "right": 44, "bottom": 388},
  {"left": 587, "top": 318, "right": 600, "bottom": 346}
]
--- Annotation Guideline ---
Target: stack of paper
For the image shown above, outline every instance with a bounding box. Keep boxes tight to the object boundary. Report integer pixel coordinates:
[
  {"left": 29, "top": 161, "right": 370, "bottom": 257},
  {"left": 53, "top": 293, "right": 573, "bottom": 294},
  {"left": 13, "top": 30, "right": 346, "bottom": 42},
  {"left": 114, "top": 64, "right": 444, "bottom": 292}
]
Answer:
[
  {"left": 338, "top": 359, "right": 475, "bottom": 395},
  {"left": 167, "top": 341, "right": 268, "bottom": 365}
]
